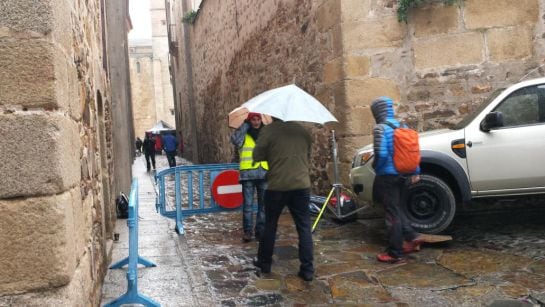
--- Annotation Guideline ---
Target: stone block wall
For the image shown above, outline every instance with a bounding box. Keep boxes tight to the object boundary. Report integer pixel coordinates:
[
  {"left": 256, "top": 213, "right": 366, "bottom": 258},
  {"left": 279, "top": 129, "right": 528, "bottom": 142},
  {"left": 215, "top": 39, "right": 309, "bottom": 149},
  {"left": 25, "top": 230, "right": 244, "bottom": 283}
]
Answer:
[
  {"left": 332, "top": 0, "right": 544, "bottom": 183},
  {"left": 171, "top": 0, "right": 545, "bottom": 191},
  {"left": 130, "top": 46, "right": 157, "bottom": 138},
  {"left": 171, "top": 0, "right": 339, "bottom": 191},
  {"left": 0, "top": 0, "right": 126, "bottom": 304}
]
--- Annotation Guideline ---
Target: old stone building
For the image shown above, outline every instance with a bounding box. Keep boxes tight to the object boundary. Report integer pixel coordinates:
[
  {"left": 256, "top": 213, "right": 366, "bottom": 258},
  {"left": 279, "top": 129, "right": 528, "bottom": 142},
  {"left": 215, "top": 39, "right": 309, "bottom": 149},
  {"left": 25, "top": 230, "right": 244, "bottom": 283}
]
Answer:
[
  {"left": 0, "top": 0, "right": 134, "bottom": 305},
  {"left": 167, "top": 0, "right": 545, "bottom": 192},
  {"left": 129, "top": 0, "right": 175, "bottom": 139},
  {"left": 129, "top": 40, "right": 159, "bottom": 138}
]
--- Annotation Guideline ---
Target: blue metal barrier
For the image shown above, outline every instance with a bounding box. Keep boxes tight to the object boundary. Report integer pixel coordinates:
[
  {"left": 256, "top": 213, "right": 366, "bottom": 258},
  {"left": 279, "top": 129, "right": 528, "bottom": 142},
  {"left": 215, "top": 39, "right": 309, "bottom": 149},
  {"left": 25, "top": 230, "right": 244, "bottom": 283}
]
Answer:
[
  {"left": 104, "top": 179, "right": 160, "bottom": 307},
  {"left": 155, "top": 163, "right": 241, "bottom": 234}
]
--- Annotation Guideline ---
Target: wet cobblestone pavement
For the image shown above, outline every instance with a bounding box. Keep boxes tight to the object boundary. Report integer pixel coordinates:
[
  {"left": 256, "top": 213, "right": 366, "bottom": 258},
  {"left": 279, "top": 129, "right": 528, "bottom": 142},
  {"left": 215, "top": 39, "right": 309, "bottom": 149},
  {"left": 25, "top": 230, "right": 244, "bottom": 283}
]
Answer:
[{"left": 113, "top": 155, "right": 545, "bottom": 306}]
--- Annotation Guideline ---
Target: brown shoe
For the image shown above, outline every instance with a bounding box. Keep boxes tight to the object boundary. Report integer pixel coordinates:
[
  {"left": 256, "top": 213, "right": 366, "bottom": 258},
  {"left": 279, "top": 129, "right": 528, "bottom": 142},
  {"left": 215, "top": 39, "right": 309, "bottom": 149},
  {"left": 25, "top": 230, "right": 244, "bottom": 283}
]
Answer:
[{"left": 242, "top": 232, "right": 252, "bottom": 243}]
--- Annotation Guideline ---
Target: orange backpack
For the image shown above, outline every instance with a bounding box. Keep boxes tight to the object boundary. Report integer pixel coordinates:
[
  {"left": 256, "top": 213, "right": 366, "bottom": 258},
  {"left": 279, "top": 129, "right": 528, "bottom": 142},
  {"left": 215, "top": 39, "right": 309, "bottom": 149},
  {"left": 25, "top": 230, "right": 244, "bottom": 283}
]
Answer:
[{"left": 385, "top": 122, "right": 421, "bottom": 174}]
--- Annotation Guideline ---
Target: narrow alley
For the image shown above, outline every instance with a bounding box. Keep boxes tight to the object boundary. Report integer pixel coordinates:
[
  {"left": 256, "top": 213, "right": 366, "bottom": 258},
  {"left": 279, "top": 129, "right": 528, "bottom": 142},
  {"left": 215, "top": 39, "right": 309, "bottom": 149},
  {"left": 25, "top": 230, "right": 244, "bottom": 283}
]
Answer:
[{"left": 101, "top": 156, "right": 545, "bottom": 306}]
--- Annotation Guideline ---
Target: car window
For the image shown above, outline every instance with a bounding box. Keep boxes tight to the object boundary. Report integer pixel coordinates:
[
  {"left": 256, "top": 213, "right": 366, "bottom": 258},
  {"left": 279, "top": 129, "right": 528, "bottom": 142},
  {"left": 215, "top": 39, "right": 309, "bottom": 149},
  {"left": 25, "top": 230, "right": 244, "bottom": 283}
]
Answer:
[
  {"left": 493, "top": 85, "right": 543, "bottom": 127},
  {"left": 452, "top": 88, "right": 504, "bottom": 129}
]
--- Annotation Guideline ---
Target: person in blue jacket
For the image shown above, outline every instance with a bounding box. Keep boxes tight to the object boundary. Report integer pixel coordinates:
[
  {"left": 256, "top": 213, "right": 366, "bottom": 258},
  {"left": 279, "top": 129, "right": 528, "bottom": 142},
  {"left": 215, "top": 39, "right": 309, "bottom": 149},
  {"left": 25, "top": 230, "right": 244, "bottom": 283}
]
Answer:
[
  {"left": 371, "top": 96, "right": 422, "bottom": 263},
  {"left": 162, "top": 132, "right": 178, "bottom": 168}
]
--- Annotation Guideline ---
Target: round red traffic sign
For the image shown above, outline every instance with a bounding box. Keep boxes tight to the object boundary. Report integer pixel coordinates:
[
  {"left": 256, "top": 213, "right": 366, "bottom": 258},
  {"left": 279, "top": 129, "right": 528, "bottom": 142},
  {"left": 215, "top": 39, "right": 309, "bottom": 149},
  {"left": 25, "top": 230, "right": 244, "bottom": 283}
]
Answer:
[{"left": 211, "top": 170, "right": 243, "bottom": 209}]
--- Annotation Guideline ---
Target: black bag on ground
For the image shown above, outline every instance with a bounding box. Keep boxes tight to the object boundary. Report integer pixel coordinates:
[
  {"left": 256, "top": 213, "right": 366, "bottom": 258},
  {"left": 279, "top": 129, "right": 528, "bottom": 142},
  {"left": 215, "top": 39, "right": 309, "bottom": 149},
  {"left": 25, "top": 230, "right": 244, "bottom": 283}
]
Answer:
[{"left": 116, "top": 193, "right": 129, "bottom": 219}]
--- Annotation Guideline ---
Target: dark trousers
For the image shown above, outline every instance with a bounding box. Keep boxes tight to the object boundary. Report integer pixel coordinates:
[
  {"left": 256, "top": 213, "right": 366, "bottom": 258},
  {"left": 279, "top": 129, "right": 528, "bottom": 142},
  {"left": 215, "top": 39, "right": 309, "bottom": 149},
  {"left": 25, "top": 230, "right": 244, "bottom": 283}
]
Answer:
[
  {"left": 374, "top": 175, "right": 418, "bottom": 258},
  {"left": 257, "top": 189, "right": 314, "bottom": 274},
  {"left": 166, "top": 150, "right": 176, "bottom": 168},
  {"left": 144, "top": 152, "right": 156, "bottom": 171},
  {"left": 241, "top": 179, "right": 266, "bottom": 235}
]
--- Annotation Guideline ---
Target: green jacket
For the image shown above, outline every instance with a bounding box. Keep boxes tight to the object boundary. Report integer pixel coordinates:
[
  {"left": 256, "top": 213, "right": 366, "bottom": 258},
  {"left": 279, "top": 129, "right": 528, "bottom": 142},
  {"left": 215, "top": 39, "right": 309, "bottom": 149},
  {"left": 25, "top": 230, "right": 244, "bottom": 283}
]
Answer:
[{"left": 253, "top": 121, "right": 312, "bottom": 191}]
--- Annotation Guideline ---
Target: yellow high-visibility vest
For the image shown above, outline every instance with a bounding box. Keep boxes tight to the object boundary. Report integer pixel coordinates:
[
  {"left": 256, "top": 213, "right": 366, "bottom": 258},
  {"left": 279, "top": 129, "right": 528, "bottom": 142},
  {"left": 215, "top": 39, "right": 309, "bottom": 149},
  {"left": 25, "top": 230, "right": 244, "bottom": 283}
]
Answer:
[{"left": 240, "top": 134, "right": 269, "bottom": 171}]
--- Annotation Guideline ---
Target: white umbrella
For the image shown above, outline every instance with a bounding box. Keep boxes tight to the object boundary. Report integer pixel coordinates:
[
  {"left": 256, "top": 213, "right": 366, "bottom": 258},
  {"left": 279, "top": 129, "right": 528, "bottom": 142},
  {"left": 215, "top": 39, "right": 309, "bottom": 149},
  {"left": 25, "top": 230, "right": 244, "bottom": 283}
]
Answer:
[
  {"left": 228, "top": 84, "right": 338, "bottom": 128},
  {"left": 147, "top": 120, "right": 175, "bottom": 134}
]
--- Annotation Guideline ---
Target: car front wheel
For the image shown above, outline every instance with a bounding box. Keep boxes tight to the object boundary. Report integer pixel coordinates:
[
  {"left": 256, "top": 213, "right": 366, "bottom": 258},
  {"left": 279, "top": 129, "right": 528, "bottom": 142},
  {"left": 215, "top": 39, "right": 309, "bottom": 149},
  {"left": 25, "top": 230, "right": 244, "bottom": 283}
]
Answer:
[{"left": 402, "top": 174, "right": 456, "bottom": 234}]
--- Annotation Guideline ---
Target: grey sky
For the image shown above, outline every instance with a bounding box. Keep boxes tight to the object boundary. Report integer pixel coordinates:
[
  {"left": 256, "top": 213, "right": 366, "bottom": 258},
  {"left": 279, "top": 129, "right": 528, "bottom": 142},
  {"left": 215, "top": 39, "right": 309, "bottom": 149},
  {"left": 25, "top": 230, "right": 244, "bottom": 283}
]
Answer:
[{"left": 128, "top": 0, "right": 151, "bottom": 40}]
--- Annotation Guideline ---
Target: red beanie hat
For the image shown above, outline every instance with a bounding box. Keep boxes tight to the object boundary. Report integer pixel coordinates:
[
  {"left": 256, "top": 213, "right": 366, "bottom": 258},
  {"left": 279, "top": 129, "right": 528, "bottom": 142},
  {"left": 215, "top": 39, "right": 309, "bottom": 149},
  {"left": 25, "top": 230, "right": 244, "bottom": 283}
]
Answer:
[{"left": 247, "top": 112, "right": 261, "bottom": 120}]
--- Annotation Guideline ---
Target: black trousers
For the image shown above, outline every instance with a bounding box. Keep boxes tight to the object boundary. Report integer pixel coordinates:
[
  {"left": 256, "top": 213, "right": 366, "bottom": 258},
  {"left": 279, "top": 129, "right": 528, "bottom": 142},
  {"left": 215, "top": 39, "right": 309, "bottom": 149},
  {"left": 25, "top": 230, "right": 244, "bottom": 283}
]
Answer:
[
  {"left": 144, "top": 152, "right": 156, "bottom": 170},
  {"left": 374, "top": 175, "right": 418, "bottom": 258},
  {"left": 166, "top": 150, "right": 176, "bottom": 167},
  {"left": 257, "top": 189, "right": 314, "bottom": 274}
]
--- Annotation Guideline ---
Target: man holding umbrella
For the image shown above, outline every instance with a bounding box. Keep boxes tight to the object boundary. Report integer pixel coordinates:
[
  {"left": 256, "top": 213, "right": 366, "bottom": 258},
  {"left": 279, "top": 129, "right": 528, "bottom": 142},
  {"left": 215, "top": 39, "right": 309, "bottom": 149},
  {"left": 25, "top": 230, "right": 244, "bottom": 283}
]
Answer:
[
  {"left": 228, "top": 84, "right": 337, "bottom": 281},
  {"left": 230, "top": 113, "right": 268, "bottom": 243},
  {"left": 252, "top": 117, "right": 315, "bottom": 282}
]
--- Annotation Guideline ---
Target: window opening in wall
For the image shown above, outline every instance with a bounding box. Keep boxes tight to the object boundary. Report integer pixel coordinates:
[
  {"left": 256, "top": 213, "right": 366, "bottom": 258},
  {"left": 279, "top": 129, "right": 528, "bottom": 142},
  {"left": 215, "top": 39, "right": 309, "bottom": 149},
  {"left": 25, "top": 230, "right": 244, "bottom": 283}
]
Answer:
[
  {"left": 170, "top": 108, "right": 175, "bottom": 115},
  {"left": 136, "top": 62, "right": 141, "bottom": 73},
  {"left": 161, "top": 20, "right": 166, "bottom": 25}
]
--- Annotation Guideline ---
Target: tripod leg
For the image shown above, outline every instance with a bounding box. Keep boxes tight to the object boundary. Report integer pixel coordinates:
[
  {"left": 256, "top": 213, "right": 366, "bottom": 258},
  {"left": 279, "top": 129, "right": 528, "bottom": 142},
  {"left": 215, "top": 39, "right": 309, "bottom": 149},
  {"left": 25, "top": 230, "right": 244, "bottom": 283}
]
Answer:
[{"left": 312, "top": 187, "right": 336, "bottom": 233}]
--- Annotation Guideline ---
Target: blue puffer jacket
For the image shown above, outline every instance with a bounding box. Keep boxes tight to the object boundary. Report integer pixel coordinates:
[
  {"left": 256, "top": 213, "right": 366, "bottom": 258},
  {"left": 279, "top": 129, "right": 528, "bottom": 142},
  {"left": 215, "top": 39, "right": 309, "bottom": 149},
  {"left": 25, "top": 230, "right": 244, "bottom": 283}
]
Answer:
[{"left": 371, "top": 96, "right": 420, "bottom": 176}]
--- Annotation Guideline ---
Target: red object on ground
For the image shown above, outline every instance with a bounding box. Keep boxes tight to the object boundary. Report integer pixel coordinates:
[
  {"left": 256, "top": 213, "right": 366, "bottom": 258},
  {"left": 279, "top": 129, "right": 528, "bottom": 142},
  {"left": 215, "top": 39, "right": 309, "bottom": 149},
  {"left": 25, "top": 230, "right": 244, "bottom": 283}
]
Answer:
[
  {"left": 330, "top": 193, "right": 351, "bottom": 208},
  {"left": 211, "top": 170, "right": 243, "bottom": 209}
]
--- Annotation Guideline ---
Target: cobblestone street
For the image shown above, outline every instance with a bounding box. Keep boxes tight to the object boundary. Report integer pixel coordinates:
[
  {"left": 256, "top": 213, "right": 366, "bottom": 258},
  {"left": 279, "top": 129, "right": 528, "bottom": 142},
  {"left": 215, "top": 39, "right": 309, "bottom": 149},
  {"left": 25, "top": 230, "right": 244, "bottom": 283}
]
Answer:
[{"left": 106, "top": 155, "right": 545, "bottom": 306}]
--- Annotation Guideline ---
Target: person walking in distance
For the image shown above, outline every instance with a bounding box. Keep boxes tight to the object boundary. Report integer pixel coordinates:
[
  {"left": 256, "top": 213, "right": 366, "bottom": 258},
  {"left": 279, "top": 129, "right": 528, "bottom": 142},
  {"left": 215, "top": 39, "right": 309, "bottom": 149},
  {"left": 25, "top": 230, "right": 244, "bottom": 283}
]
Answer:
[
  {"left": 252, "top": 118, "right": 314, "bottom": 282},
  {"left": 371, "top": 96, "right": 422, "bottom": 264},
  {"left": 230, "top": 113, "right": 268, "bottom": 242},
  {"left": 143, "top": 133, "right": 156, "bottom": 172},
  {"left": 162, "top": 132, "right": 178, "bottom": 168},
  {"left": 135, "top": 137, "right": 143, "bottom": 156}
]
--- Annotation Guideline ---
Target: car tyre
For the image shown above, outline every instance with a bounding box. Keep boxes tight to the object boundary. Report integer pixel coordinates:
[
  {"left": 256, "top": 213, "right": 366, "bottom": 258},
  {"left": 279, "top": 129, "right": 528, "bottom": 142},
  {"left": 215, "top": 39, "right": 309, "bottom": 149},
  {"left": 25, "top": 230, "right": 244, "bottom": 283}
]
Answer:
[{"left": 402, "top": 174, "right": 456, "bottom": 234}]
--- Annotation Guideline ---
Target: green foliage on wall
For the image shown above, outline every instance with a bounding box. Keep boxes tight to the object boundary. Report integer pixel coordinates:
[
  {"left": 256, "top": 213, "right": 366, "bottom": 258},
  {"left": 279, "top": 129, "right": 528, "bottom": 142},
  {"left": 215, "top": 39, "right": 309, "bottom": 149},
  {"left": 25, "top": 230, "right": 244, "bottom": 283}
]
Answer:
[
  {"left": 182, "top": 10, "right": 198, "bottom": 24},
  {"left": 397, "top": 0, "right": 459, "bottom": 22}
]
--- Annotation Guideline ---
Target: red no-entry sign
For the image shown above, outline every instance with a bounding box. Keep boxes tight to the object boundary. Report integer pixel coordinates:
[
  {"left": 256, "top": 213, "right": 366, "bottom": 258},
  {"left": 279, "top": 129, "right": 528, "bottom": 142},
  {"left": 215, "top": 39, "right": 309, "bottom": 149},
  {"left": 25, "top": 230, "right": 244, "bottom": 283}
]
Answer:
[{"left": 211, "top": 170, "right": 243, "bottom": 209}]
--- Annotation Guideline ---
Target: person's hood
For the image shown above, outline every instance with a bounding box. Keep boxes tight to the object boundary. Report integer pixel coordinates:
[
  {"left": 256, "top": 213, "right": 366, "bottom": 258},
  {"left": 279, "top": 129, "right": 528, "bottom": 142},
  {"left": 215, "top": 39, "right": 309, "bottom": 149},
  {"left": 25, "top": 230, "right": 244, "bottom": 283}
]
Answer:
[{"left": 371, "top": 96, "right": 395, "bottom": 124}]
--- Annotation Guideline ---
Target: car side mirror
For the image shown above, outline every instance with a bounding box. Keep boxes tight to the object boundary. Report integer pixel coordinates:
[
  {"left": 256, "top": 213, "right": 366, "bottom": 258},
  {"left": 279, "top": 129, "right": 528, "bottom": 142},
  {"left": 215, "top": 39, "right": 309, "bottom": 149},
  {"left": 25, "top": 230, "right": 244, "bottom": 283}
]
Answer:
[{"left": 480, "top": 111, "right": 504, "bottom": 132}]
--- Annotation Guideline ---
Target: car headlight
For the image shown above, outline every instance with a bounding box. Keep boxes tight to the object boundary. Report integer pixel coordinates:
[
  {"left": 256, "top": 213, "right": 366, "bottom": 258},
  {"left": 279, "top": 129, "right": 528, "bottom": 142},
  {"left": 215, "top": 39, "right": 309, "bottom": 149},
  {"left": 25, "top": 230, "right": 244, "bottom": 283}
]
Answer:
[
  {"left": 352, "top": 150, "right": 374, "bottom": 168},
  {"left": 360, "top": 151, "right": 374, "bottom": 166}
]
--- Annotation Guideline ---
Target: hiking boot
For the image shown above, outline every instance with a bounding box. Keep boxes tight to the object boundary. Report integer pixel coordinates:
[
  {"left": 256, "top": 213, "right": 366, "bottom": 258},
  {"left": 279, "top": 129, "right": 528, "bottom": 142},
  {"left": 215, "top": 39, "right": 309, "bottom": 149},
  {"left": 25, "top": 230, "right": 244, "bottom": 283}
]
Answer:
[
  {"left": 376, "top": 253, "right": 406, "bottom": 264},
  {"left": 297, "top": 271, "right": 314, "bottom": 282},
  {"left": 403, "top": 238, "right": 424, "bottom": 254},
  {"left": 242, "top": 232, "right": 252, "bottom": 243},
  {"left": 252, "top": 258, "right": 271, "bottom": 274}
]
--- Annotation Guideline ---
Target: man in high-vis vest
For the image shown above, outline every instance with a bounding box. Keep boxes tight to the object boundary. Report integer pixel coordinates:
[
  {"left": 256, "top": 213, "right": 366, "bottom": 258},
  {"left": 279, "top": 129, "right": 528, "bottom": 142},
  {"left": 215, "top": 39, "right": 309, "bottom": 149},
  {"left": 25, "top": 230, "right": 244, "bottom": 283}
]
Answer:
[{"left": 230, "top": 113, "right": 269, "bottom": 242}]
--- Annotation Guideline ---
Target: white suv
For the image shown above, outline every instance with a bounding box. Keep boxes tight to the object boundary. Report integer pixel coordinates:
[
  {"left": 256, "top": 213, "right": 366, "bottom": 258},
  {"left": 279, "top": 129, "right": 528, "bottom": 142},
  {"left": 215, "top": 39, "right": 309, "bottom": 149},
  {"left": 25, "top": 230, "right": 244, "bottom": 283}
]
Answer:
[{"left": 350, "top": 78, "right": 545, "bottom": 233}]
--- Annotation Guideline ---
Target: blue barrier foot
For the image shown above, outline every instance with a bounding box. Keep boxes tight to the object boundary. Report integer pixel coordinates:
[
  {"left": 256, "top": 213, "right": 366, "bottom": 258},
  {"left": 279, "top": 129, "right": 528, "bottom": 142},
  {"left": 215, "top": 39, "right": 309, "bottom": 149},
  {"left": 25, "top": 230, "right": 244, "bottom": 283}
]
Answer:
[
  {"left": 109, "top": 256, "right": 157, "bottom": 269},
  {"left": 109, "top": 257, "right": 128, "bottom": 269},
  {"left": 138, "top": 256, "right": 157, "bottom": 267},
  {"left": 175, "top": 222, "right": 184, "bottom": 235},
  {"left": 103, "top": 292, "right": 161, "bottom": 307}
]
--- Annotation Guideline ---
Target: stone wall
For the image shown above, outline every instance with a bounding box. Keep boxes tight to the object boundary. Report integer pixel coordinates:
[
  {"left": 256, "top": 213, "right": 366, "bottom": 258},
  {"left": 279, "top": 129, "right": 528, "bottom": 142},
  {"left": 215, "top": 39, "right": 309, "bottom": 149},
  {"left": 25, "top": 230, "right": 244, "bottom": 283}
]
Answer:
[
  {"left": 171, "top": 0, "right": 337, "bottom": 191},
  {"left": 0, "top": 0, "right": 132, "bottom": 304},
  {"left": 170, "top": 0, "right": 545, "bottom": 191},
  {"left": 330, "top": 0, "right": 544, "bottom": 183},
  {"left": 130, "top": 43, "right": 157, "bottom": 138},
  {"left": 151, "top": 0, "right": 176, "bottom": 128}
]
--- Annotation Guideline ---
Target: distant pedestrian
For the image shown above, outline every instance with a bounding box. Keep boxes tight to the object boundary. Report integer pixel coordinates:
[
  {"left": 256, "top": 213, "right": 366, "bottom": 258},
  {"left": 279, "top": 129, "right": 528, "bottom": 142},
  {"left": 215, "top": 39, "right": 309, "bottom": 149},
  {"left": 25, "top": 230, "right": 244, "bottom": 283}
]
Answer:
[
  {"left": 162, "top": 132, "right": 178, "bottom": 168},
  {"left": 371, "top": 96, "right": 422, "bottom": 264},
  {"left": 143, "top": 133, "right": 156, "bottom": 171},
  {"left": 252, "top": 118, "right": 314, "bottom": 282},
  {"left": 230, "top": 113, "right": 268, "bottom": 243},
  {"left": 135, "top": 137, "right": 143, "bottom": 156}
]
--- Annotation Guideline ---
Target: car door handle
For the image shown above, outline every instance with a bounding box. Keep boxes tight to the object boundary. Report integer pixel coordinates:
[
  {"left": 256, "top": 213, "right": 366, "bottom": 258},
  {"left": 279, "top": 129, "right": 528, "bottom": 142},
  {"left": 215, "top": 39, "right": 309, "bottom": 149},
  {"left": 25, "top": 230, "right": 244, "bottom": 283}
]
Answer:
[{"left": 467, "top": 141, "right": 472, "bottom": 147}]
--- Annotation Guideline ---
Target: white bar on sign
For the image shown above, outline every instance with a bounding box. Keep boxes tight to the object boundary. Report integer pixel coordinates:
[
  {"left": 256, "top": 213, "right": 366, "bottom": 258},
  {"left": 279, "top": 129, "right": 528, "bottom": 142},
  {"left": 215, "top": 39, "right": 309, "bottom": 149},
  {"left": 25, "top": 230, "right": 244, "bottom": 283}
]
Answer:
[{"left": 217, "top": 184, "right": 242, "bottom": 194}]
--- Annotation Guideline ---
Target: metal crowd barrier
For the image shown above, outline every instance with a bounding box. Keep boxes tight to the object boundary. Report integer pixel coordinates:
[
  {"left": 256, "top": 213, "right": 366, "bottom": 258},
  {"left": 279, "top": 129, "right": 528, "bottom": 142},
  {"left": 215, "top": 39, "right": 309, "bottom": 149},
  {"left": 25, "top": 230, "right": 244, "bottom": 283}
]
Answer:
[
  {"left": 104, "top": 179, "right": 160, "bottom": 307},
  {"left": 155, "top": 163, "right": 240, "bottom": 234}
]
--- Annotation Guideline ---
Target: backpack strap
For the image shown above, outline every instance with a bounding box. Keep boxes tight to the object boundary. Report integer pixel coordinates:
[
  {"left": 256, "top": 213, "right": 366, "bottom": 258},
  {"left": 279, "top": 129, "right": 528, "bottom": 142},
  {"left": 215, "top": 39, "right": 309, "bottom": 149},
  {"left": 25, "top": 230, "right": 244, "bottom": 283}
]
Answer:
[{"left": 384, "top": 122, "right": 397, "bottom": 130}]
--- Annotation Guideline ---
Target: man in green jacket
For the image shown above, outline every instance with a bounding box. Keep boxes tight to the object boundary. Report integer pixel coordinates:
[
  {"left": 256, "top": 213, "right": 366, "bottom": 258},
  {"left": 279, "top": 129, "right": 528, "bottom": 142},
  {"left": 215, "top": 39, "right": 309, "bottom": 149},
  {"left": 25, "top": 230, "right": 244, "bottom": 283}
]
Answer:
[{"left": 252, "top": 118, "right": 314, "bottom": 281}]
